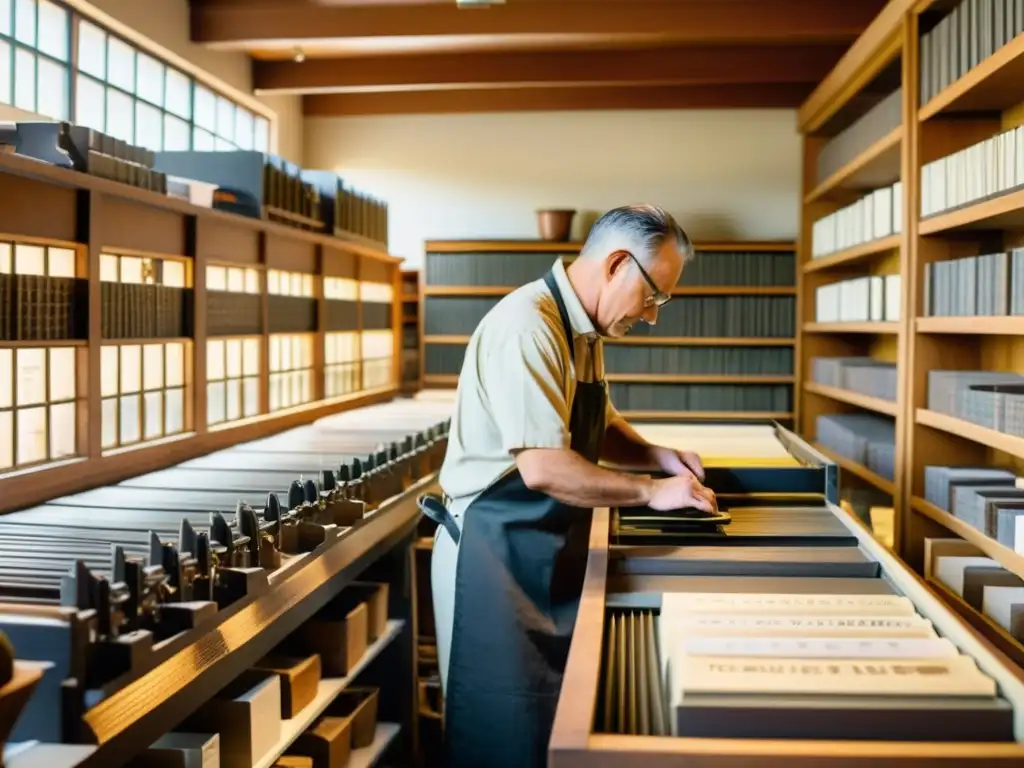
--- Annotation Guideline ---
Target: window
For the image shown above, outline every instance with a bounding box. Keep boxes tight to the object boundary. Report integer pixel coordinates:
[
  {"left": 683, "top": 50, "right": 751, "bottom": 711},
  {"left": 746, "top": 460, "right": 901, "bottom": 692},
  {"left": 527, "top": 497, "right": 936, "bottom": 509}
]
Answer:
[
  {"left": 100, "top": 252, "right": 187, "bottom": 286},
  {"left": 0, "top": 0, "right": 70, "bottom": 120},
  {"left": 361, "top": 281, "right": 394, "bottom": 304},
  {"left": 269, "top": 333, "right": 313, "bottom": 412},
  {"left": 207, "top": 264, "right": 261, "bottom": 294},
  {"left": 0, "top": 6, "right": 279, "bottom": 154},
  {"left": 0, "top": 345, "right": 78, "bottom": 471},
  {"left": 207, "top": 336, "right": 259, "bottom": 426},
  {"left": 100, "top": 341, "right": 187, "bottom": 449},
  {"left": 268, "top": 269, "right": 315, "bottom": 297},
  {"left": 324, "top": 276, "right": 358, "bottom": 300},
  {"left": 361, "top": 330, "right": 393, "bottom": 390},
  {"left": 0, "top": 240, "right": 76, "bottom": 276},
  {"left": 325, "top": 332, "right": 360, "bottom": 398}
]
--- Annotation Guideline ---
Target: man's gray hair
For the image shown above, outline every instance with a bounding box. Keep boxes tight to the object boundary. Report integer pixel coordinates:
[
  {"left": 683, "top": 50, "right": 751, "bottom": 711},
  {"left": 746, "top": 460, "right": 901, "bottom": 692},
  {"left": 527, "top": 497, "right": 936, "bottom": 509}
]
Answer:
[{"left": 579, "top": 204, "right": 694, "bottom": 268}]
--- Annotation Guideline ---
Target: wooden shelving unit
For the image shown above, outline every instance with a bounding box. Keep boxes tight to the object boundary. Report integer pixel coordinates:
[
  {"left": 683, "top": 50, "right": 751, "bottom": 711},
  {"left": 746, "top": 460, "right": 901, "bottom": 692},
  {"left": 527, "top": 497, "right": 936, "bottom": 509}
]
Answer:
[
  {"left": 400, "top": 268, "right": 421, "bottom": 393},
  {"left": 797, "top": 0, "right": 1024, "bottom": 668},
  {"left": 795, "top": 0, "right": 911, "bottom": 552},
  {"left": 421, "top": 239, "right": 797, "bottom": 423},
  {"left": 0, "top": 151, "right": 403, "bottom": 514}
]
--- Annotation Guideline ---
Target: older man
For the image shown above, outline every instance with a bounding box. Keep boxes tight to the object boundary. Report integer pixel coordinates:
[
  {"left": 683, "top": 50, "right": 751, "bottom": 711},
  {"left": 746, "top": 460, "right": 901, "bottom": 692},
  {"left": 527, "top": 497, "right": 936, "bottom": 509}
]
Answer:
[{"left": 428, "top": 205, "right": 717, "bottom": 767}]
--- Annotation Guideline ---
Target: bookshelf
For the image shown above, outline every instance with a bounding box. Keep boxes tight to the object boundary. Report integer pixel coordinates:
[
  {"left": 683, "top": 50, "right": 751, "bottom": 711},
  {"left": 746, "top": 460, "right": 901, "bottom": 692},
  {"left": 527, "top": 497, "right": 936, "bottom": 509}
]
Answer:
[
  {"left": 400, "top": 268, "right": 421, "bottom": 393},
  {"left": 797, "top": 0, "right": 1024, "bottom": 666},
  {"left": 422, "top": 239, "right": 796, "bottom": 423},
  {"left": 0, "top": 150, "right": 403, "bottom": 515}
]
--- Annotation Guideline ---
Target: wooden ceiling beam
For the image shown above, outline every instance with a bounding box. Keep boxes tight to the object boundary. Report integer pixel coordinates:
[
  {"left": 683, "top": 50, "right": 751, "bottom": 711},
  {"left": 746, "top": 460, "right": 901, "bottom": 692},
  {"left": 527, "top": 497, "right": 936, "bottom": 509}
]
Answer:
[
  {"left": 192, "top": 0, "right": 887, "bottom": 48},
  {"left": 302, "top": 83, "right": 815, "bottom": 116},
  {"left": 253, "top": 44, "right": 845, "bottom": 94}
]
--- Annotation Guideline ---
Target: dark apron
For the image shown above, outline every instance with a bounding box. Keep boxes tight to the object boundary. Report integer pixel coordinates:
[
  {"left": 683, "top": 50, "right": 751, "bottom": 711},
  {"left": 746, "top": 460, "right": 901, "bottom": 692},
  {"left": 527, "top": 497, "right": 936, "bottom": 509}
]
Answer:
[{"left": 442, "top": 270, "right": 607, "bottom": 768}]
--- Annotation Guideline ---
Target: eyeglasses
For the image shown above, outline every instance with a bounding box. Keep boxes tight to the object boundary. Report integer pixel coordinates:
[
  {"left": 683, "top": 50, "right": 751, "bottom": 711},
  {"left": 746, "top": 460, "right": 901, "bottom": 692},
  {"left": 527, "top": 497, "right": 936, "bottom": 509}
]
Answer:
[{"left": 626, "top": 251, "right": 672, "bottom": 307}]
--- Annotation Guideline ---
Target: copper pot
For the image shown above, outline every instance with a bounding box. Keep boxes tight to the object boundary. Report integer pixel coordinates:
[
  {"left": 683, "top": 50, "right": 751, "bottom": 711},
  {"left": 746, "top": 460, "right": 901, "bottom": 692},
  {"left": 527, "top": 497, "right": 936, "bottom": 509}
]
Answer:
[{"left": 536, "top": 209, "right": 576, "bottom": 242}]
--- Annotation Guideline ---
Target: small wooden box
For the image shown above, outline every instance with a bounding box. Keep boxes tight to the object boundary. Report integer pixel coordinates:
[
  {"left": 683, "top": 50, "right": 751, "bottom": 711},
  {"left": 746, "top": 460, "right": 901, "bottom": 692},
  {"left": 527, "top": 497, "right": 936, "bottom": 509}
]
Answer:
[
  {"left": 327, "top": 686, "right": 379, "bottom": 748},
  {"left": 289, "top": 603, "right": 368, "bottom": 677},
  {"left": 349, "top": 582, "right": 390, "bottom": 641},
  {"left": 253, "top": 653, "right": 323, "bottom": 718},
  {"left": 287, "top": 715, "right": 353, "bottom": 768},
  {"left": 273, "top": 758, "right": 313, "bottom": 768},
  {"left": 182, "top": 672, "right": 282, "bottom": 768}
]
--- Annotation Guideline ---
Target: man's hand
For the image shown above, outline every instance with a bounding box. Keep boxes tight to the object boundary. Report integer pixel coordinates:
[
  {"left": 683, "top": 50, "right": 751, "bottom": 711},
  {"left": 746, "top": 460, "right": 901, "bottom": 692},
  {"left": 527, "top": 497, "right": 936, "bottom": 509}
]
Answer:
[
  {"left": 649, "top": 445, "right": 705, "bottom": 481},
  {"left": 648, "top": 474, "right": 718, "bottom": 513}
]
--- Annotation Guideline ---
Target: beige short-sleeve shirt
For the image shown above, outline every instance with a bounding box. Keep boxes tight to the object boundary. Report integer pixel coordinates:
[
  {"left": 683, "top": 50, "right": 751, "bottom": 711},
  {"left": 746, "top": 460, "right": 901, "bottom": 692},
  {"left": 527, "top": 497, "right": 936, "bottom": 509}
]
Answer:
[{"left": 438, "top": 258, "right": 620, "bottom": 520}]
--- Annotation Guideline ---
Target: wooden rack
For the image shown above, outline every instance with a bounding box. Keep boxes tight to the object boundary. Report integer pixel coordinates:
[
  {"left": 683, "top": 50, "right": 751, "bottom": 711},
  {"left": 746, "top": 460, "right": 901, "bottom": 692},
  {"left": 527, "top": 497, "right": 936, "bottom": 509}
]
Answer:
[
  {"left": 796, "top": 0, "right": 1024, "bottom": 666},
  {"left": 0, "top": 151, "right": 403, "bottom": 514},
  {"left": 401, "top": 268, "right": 422, "bottom": 394},
  {"left": 421, "top": 239, "right": 797, "bottom": 423}
]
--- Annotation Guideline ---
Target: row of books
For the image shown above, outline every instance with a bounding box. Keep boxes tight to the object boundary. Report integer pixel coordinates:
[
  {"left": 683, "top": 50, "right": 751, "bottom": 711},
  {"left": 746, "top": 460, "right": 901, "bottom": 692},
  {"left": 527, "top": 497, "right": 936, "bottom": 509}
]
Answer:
[
  {"left": 607, "top": 383, "right": 792, "bottom": 413},
  {"left": 810, "top": 357, "right": 898, "bottom": 402},
  {"left": 815, "top": 89, "right": 902, "bottom": 187},
  {"left": 920, "top": 0, "right": 1024, "bottom": 106},
  {"left": 423, "top": 250, "right": 795, "bottom": 288},
  {"left": 924, "top": 250, "right": 1024, "bottom": 316},
  {"left": 920, "top": 125, "right": 1024, "bottom": 218},
  {"left": 815, "top": 413, "right": 897, "bottom": 481},
  {"left": 933, "top": 551, "right": 1024, "bottom": 643},
  {"left": 814, "top": 275, "right": 901, "bottom": 323},
  {"left": 424, "top": 343, "right": 796, "bottom": 378},
  {"left": 926, "top": 370, "right": 1024, "bottom": 436},
  {"left": 423, "top": 296, "right": 797, "bottom": 338},
  {"left": 810, "top": 183, "right": 902, "bottom": 259}
]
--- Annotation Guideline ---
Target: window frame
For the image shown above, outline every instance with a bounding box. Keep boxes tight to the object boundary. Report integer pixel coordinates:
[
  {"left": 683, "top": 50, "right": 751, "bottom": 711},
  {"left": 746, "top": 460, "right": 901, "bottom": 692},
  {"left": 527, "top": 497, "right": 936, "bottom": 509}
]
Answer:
[{"left": 0, "top": 0, "right": 273, "bottom": 154}]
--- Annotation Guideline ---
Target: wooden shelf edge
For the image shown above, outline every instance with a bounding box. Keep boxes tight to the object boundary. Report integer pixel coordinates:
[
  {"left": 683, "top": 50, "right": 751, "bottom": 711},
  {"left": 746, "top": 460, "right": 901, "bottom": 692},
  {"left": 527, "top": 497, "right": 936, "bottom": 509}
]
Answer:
[
  {"left": 620, "top": 411, "right": 793, "bottom": 421},
  {"left": 916, "top": 316, "right": 1024, "bottom": 335},
  {"left": 423, "top": 240, "right": 796, "bottom": 254},
  {"left": 422, "top": 285, "right": 796, "bottom": 297},
  {"left": 802, "top": 234, "right": 902, "bottom": 273},
  {"left": 919, "top": 186, "right": 1024, "bottom": 235},
  {"left": 803, "top": 127, "right": 902, "bottom": 204},
  {"left": 813, "top": 442, "right": 896, "bottom": 495},
  {"left": 607, "top": 374, "right": 795, "bottom": 384},
  {"left": 803, "top": 381, "right": 899, "bottom": 416},
  {"left": 803, "top": 321, "right": 900, "bottom": 334},
  {"left": 605, "top": 336, "right": 796, "bottom": 347},
  {"left": 423, "top": 335, "right": 797, "bottom": 347},
  {"left": 916, "top": 408, "right": 1024, "bottom": 461},
  {"left": 912, "top": 496, "right": 1024, "bottom": 581}
]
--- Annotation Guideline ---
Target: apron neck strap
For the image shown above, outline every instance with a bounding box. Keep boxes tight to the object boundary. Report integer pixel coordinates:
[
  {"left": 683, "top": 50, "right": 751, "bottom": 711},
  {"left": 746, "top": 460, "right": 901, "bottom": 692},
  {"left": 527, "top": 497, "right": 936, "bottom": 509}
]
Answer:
[{"left": 542, "top": 269, "right": 575, "bottom": 350}]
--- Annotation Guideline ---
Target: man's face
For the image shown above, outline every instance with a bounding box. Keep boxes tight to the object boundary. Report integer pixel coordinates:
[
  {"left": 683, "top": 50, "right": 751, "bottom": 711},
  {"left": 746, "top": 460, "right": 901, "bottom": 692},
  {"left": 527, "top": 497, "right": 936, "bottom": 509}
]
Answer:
[{"left": 596, "top": 240, "right": 684, "bottom": 337}]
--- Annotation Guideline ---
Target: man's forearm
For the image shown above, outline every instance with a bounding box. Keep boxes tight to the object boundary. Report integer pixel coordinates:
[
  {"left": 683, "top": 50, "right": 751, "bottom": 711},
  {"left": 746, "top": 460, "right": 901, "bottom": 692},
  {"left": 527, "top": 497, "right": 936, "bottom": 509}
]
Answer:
[
  {"left": 516, "top": 447, "right": 654, "bottom": 508},
  {"left": 601, "top": 416, "right": 655, "bottom": 467}
]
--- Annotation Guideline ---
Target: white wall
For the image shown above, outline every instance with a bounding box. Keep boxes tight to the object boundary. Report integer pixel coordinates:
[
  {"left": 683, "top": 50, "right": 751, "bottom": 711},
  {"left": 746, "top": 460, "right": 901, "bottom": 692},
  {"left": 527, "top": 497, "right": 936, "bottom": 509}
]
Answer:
[{"left": 304, "top": 109, "right": 802, "bottom": 267}]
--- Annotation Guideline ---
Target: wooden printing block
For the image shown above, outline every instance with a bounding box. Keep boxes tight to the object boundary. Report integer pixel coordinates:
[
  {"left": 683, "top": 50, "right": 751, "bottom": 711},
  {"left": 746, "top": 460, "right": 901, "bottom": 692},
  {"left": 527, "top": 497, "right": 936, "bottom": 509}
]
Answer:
[
  {"left": 326, "top": 686, "right": 379, "bottom": 748},
  {"left": 288, "top": 602, "right": 368, "bottom": 677},
  {"left": 348, "top": 582, "right": 389, "bottom": 641},
  {"left": 0, "top": 662, "right": 45, "bottom": 752},
  {"left": 287, "top": 715, "right": 353, "bottom": 768},
  {"left": 180, "top": 671, "right": 282, "bottom": 768},
  {"left": 252, "top": 653, "right": 323, "bottom": 718},
  {"left": 273, "top": 758, "right": 313, "bottom": 768}
]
